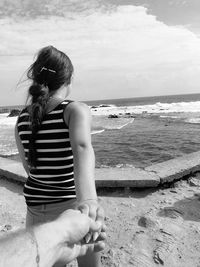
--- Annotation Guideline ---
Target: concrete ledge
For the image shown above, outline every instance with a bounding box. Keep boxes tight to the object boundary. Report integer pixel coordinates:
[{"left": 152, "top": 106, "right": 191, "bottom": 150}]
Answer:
[
  {"left": 1, "top": 151, "right": 200, "bottom": 188},
  {"left": 0, "top": 157, "right": 159, "bottom": 188},
  {"left": 145, "top": 151, "right": 200, "bottom": 183},
  {"left": 95, "top": 167, "right": 160, "bottom": 188},
  {"left": 0, "top": 158, "right": 27, "bottom": 184}
]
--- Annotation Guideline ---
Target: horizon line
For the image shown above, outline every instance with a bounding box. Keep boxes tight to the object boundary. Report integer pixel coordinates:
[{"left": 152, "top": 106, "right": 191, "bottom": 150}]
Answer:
[{"left": 1, "top": 92, "right": 200, "bottom": 108}]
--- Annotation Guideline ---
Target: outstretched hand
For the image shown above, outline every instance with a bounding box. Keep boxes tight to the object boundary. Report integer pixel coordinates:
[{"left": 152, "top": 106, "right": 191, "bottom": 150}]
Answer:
[
  {"left": 78, "top": 200, "right": 105, "bottom": 243},
  {"left": 53, "top": 209, "right": 106, "bottom": 265}
]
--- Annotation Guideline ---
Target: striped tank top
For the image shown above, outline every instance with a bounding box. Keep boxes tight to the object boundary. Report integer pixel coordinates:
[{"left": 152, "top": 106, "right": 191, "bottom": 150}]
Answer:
[{"left": 17, "top": 100, "right": 76, "bottom": 206}]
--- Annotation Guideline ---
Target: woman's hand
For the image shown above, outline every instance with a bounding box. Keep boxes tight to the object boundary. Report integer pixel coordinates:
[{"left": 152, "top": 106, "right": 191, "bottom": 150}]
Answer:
[{"left": 78, "top": 200, "right": 105, "bottom": 243}]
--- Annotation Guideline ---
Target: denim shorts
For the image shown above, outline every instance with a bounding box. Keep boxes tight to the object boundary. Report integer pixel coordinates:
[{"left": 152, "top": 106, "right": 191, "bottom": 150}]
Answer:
[{"left": 26, "top": 199, "right": 77, "bottom": 228}]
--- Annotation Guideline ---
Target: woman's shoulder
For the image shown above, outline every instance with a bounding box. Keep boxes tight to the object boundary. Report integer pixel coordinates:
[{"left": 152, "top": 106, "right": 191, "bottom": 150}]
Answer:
[
  {"left": 64, "top": 101, "right": 90, "bottom": 114},
  {"left": 63, "top": 101, "right": 91, "bottom": 125}
]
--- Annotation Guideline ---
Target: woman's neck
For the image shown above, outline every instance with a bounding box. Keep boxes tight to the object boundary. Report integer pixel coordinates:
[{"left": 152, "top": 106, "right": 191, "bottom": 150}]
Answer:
[{"left": 50, "top": 85, "right": 69, "bottom": 100}]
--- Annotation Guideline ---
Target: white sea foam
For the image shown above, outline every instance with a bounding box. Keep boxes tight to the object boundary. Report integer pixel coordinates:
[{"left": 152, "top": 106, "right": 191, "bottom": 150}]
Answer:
[
  {"left": 0, "top": 151, "right": 19, "bottom": 157},
  {"left": 91, "top": 101, "right": 200, "bottom": 116},
  {"left": 109, "top": 119, "right": 135, "bottom": 130},
  {"left": 185, "top": 118, "right": 200, "bottom": 124},
  {"left": 2, "top": 100, "right": 200, "bottom": 128},
  {"left": 91, "top": 129, "right": 105, "bottom": 135},
  {"left": 0, "top": 113, "right": 17, "bottom": 126},
  {"left": 160, "top": 115, "right": 179, "bottom": 119}
]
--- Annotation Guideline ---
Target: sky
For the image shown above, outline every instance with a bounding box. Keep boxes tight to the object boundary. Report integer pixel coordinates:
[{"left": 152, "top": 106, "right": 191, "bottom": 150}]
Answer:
[{"left": 1, "top": 0, "right": 200, "bottom": 105}]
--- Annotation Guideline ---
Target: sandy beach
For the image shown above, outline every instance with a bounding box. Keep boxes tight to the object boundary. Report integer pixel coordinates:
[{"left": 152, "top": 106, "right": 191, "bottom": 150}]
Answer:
[{"left": 1, "top": 173, "right": 200, "bottom": 267}]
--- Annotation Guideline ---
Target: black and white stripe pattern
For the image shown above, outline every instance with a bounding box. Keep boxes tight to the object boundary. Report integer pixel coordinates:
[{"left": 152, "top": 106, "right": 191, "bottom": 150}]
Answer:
[{"left": 17, "top": 100, "right": 76, "bottom": 206}]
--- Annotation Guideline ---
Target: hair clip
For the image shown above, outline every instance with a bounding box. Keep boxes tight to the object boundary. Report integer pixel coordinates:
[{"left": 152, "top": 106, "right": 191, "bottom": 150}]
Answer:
[{"left": 40, "top": 67, "right": 56, "bottom": 73}]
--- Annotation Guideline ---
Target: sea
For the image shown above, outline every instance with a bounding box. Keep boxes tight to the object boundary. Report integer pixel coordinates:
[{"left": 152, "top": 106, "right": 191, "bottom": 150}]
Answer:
[{"left": 1, "top": 93, "right": 200, "bottom": 169}]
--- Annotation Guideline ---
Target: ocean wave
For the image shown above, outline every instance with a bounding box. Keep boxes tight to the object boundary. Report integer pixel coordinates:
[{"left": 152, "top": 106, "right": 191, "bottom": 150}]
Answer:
[
  {"left": 105, "top": 118, "right": 134, "bottom": 130},
  {"left": 91, "top": 119, "right": 134, "bottom": 133},
  {"left": 91, "top": 101, "right": 200, "bottom": 116},
  {"left": 0, "top": 151, "right": 19, "bottom": 157},
  {"left": 91, "top": 129, "right": 105, "bottom": 135},
  {"left": 160, "top": 115, "right": 179, "bottom": 119},
  {"left": 97, "top": 163, "right": 135, "bottom": 168},
  {"left": 185, "top": 118, "right": 200, "bottom": 124},
  {"left": 0, "top": 113, "right": 17, "bottom": 126}
]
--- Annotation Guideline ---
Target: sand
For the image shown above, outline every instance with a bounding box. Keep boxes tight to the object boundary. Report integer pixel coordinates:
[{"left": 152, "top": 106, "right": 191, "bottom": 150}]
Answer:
[{"left": 1, "top": 174, "right": 200, "bottom": 267}]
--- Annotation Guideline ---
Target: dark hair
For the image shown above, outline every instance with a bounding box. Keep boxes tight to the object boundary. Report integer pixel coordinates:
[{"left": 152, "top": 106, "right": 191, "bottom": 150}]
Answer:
[{"left": 27, "top": 45, "right": 74, "bottom": 168}]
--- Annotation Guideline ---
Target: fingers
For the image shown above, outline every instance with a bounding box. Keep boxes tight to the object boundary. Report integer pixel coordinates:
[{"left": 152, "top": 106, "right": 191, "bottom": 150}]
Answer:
[
  {"left": 78, "top": 202, "right": 106, "bottom": 244},
  {"left": 96, "top": 206, "right": 105, "bottom": 224},
  {"left": 92, "top": 206, "right": 105, "bottom": 242},
  {"left": 88, "top": 218, "right": 102, "bottom": 233},
  {"left": 101, "top": 223, "right": 107, "bottom": 232},
  {"left": 88, "top": 204, "right": 97, "bottom": 221},
  {"left": 84, "top": 217, "right": 102, "bottom": 244},
  {"left": 96, "top": 231, "right": 107, "bottom": 242},
  {"left": 78, "top": 241, "right": 106, "bottom": 257}
]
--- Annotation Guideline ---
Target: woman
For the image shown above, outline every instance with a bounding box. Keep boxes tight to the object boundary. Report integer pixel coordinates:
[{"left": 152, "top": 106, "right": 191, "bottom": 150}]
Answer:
[{"left": 15, "top": 45, "right": 104, "bottom": 267}]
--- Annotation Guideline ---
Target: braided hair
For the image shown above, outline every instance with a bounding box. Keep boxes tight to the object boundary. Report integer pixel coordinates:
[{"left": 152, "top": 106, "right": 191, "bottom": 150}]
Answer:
[{"left": 27, "top": 46, "right": 74, "bottom": 168}]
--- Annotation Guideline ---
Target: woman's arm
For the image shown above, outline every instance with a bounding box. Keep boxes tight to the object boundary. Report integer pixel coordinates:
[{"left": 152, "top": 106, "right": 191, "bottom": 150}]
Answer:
[
  {"left": 14, "top": 122, "right": 29, "bottom": 175},
  {"left": 64, "top": 102, "right": 97, "bottom": 202}
]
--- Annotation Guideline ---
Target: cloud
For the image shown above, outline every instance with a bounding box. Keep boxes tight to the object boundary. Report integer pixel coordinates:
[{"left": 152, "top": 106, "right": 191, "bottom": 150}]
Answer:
[{"left": 1, "top": 4, "right": 200, "bottom": 102}]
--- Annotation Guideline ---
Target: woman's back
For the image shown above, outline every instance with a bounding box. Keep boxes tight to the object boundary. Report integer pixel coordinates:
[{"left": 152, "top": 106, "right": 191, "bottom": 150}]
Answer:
[{"left": 17, "top": 100, "right": 76, "bottom": 206}]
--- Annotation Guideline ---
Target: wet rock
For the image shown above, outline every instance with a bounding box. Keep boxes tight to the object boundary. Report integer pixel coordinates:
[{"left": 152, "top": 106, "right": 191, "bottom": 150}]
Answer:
[
  {"left": 108, "top": 114, "right": 119, "bottom": 118},
  {"left": 91, "top": 105, "right": 98, "bottom": 109},
  {"left": 100, "top": 104, "right": 110, "bottom": 107},
  {"left": 7, "top": 109, "right": 21, "bottom": 117}
]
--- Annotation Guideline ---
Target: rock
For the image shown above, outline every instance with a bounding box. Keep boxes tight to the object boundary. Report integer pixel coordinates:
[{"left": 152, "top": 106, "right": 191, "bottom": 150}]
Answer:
[
  {"left": 99, "top": 104, "right": 111, "bottom": 108},
  {"left": 7, "top": 109, "right": 21, "bottom": 117},
  {"left": 91, "top": 105, "right": 98, "bottom": 109},
  {"left": 138, "top": 216, "right": 159, "bottom": 228},
  {"left": 108, "top": 114, "right": 119, "bottom": 118}
]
